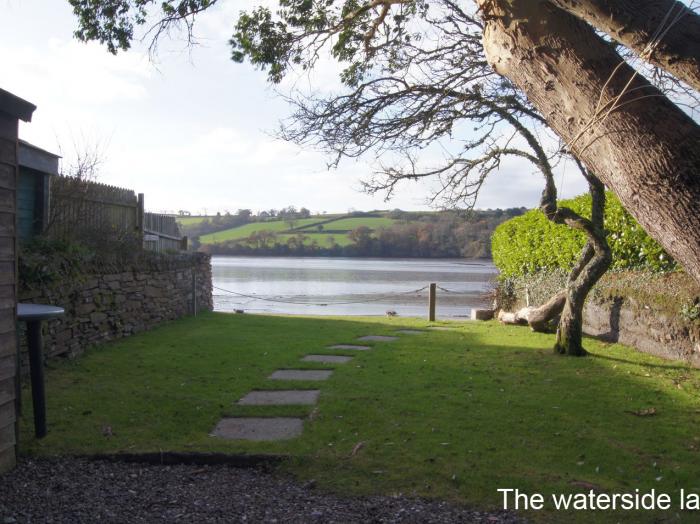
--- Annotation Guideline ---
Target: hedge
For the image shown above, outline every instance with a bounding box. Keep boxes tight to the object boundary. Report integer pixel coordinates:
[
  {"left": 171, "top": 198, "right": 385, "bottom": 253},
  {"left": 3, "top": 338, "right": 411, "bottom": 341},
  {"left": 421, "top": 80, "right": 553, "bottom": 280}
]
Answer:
[{"left": 491, "top": 192, "right": 675, "bottom": 278}]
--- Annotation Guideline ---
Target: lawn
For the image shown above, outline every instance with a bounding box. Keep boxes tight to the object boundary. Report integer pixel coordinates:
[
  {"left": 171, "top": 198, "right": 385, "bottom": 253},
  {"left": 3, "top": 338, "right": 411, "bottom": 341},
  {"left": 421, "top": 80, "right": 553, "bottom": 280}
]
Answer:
[{"left": 19, "top": 313, "right": 700, "bottom": 523}]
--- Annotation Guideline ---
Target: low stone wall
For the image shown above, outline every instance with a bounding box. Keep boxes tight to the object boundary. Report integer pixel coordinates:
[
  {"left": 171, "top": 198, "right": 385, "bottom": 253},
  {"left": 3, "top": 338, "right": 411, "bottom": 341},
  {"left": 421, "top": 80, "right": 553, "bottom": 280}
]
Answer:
[
  {"left": 18, "top": 253, "right": 212, "bottom": 360},
  {"left": 583, "top": 297, "right": 700, "bottom": 367}
]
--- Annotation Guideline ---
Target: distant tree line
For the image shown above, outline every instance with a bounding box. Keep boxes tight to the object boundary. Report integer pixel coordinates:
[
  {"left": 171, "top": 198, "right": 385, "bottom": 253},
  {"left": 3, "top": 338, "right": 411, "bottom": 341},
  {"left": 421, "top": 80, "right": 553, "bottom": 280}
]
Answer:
[{"left": 198, "top": 208, "right": 526, "bottom": 258}]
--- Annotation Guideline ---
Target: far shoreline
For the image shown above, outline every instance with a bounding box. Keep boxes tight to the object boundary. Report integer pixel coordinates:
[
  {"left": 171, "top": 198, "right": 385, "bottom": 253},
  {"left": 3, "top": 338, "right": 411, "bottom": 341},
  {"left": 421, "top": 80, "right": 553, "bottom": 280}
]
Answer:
[{"left": 206, "top": 253, "right": 495, "bottom": 262}]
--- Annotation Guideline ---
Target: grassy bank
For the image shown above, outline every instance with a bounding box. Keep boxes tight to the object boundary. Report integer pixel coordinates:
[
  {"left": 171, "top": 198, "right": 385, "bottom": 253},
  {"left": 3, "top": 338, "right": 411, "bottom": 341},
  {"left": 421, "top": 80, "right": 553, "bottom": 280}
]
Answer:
[{"left": 19, "top": 313, "right": 700, "bottom": 522}]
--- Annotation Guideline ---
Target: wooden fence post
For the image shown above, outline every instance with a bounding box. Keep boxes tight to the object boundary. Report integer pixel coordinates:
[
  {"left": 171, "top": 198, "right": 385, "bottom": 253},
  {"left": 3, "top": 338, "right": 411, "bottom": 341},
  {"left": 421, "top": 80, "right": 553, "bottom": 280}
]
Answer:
[
  {"left": 429, "top": 283, "right": 436, "bottom": 322},
  {"left": 136, "top": 193, "right": 145, "bottom": 242}
]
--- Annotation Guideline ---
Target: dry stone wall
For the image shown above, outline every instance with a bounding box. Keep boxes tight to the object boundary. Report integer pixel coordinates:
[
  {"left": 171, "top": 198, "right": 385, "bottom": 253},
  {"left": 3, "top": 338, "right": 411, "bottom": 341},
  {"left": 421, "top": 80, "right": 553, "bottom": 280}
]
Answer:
[
  {"left": 18, "top": 253, "right": 212, "bottom": 360},
  {"left": 583, "top": 297, "right": 700, "bottom": 367}
]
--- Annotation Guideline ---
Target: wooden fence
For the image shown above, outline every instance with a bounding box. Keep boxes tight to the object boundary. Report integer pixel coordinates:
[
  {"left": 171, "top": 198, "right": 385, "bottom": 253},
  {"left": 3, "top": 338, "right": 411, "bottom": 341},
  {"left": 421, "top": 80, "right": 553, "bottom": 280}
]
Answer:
[
  {"left": 48, "top": 176, "right": 186, "bottom": 253},
  {"left": 144, "top": 212, "right": 188, "bottom": 253}
]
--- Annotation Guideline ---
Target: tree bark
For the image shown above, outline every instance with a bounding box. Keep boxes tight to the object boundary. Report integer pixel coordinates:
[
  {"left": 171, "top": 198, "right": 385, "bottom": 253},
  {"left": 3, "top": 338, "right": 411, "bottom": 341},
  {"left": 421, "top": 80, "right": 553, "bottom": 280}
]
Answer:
[
  {"left": 526, "top": 290, "right": 566, "bottom": 332},
  {"left": 475, "top": 0, "right": 700, "bottom": 286},
  {"left": 548, "top": 0, "right": 700, "bottom": 92},
  {"left": 553, "top": 174, "right": 611, "bottom": 355}
]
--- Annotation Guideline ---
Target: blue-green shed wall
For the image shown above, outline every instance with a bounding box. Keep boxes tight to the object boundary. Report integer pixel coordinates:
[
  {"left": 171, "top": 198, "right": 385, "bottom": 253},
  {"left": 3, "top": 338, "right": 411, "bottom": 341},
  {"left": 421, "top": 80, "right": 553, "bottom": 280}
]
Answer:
[{"left": 17, "top": 169, "right": 40, "bottom": 241}]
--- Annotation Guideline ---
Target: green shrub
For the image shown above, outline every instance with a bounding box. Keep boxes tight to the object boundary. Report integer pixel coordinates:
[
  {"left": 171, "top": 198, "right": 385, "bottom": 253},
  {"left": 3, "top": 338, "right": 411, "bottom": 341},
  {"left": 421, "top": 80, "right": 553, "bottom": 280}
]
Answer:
[{"left": 492, "top": 192, "right": 675, "bottom": 278}]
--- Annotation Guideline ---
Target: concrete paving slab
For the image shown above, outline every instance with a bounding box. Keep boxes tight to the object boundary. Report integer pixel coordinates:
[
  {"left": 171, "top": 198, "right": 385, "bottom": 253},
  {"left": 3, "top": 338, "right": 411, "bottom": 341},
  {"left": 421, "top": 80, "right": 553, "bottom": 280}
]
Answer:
[
  {"left": 302, "top": 354, "right": 353, "bottom": 364},
  {"left": 268, "top": 369, "right": 333, "bottom": 381},
  {"left": 328, "top": 344, "right": 371, "bottom": 351},
  {"left": 211, "top": 417, "right": 303, "bottom": 441},
  {"left": 237, "top": 390, "right": 320, "bottom": 405},
  {"left": 395, "top": 329, "right": 427, "bottom": 335},
  {"left": 358, "top": 335, "right": 399, "bottom": 342}
]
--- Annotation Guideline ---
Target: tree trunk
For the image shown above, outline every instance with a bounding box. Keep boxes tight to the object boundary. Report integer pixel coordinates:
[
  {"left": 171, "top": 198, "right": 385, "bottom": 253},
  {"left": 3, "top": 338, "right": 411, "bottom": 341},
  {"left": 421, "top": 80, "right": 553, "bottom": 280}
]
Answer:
[
  {"left": 555, "top": 236, "right": 612, "bottom": 355},
  {"left": 475, "top": 0, "right": 700, "bottom": 286},
  {"left": 555, "top": 294, "right": 585, "bottom": 355},
  {"left": 548, "top": 0, "right": 700, "bottom": 91}
]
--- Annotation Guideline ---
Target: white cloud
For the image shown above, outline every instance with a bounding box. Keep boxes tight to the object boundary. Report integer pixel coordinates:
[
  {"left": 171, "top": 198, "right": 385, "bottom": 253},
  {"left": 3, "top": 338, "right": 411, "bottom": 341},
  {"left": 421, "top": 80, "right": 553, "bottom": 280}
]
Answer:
[{"left": 0, "top": 39, "right": 151, "bottom": 106}]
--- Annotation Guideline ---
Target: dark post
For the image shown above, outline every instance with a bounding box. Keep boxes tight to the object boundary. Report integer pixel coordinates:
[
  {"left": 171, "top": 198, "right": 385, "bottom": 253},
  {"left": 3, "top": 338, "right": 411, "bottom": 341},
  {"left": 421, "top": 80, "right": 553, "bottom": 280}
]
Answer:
[
  {"left": 429, "top": 283, "right": 436, "bottom": 322},
  {"left": 26, "top": 320, "right": 46, "bottom": 438},
  {"left": 181, "top": 235, "right": 188, "bottom": 251},
  {"left": 136, "top": 193, "right": 145, "bottom": 243}
]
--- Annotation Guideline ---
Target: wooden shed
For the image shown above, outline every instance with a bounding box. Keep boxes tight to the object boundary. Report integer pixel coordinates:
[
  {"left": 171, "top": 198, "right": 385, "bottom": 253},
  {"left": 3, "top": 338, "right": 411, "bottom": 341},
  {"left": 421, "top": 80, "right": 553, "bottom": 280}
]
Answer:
[
  {"left": 17, "top": 140, "right": 59, "bottom": 241},
  {"left": 0, "top": 87, "right": 36, "bottom": 473}
]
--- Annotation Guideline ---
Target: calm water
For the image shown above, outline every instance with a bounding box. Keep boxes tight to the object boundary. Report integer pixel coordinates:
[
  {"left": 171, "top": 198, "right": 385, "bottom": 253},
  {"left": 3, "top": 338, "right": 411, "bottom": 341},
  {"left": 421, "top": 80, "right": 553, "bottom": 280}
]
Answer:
[{"left": 212, "top": 256, "right": 497, "bottom": 318}]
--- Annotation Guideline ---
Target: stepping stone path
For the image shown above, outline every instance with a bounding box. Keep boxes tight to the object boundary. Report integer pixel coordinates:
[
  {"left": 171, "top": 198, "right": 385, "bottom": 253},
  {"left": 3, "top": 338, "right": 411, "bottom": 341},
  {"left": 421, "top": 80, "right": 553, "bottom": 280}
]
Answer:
[
  {"left": 213, "top": 327, "right": 452, "bottom": 441},
  {"left": 211, "top": 417, "right": 303, "bottom": 441},
  {"left": 302, "top": 355, "right": 353, "bottom": 364},
  {"left": 328, "top": 344, "right": 371, "bottom": 351},
  {"left": 268, "top": 369, "right": 333, "bottom": 381},
  {"left": 237, "top": 390, "right": 320, "bottom": 405},
  {"left": 358, "top": 335, "right": 398, "bottom": 342}
]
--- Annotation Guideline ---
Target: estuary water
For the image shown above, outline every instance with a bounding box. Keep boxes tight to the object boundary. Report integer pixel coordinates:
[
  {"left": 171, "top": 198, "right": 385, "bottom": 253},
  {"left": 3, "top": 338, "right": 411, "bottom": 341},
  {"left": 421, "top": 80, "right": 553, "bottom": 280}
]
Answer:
[{"left": 212, "top": 256, "right": 497, "bottom": 318}]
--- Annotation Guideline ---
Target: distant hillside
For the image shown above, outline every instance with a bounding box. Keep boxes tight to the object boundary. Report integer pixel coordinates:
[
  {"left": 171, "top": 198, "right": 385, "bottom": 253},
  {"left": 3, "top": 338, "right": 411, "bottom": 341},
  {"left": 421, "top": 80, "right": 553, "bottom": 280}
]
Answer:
[{"left": 179, "top": 208, "right": 527, "bottom": 258}]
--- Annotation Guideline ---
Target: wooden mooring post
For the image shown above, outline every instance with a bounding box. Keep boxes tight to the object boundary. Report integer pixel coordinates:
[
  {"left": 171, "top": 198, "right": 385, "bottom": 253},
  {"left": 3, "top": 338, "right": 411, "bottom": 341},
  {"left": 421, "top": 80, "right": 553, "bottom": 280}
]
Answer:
[{"left": 429, "top": 283, "right": 436, "bottom": 322}]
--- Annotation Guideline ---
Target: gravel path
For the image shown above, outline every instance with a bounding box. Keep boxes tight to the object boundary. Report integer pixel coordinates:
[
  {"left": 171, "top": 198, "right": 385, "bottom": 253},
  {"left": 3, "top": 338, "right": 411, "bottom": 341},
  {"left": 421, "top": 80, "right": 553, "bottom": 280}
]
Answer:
[{"left": 0, "top": 458, "right": 526, "bottom": 523}]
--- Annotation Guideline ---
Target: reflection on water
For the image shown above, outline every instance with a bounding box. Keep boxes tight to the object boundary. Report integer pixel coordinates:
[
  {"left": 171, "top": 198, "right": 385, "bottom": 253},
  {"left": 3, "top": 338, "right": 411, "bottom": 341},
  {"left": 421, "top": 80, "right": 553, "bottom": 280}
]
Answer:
[{"left": 212, "top": 256, "right": 498, "bottom": 318}]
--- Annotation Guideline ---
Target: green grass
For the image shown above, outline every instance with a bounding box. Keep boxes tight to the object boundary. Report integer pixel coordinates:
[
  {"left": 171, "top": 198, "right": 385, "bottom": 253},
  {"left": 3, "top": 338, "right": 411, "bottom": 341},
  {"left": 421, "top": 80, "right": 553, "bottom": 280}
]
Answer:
[
  {"left": 175, "top": 216, "right": 214, "bottom": 226},
  {"left": 19, "top": 313, "right": 700, "bottom": 523},
  {"left": 317, "top": 216, "right": 397, "bottom": 231},
  {"left": 199, "top": 218, "right": 327, "bottom": 244},
  {"left": 198, "top": 215, "right": 398, "bottom": 245}
]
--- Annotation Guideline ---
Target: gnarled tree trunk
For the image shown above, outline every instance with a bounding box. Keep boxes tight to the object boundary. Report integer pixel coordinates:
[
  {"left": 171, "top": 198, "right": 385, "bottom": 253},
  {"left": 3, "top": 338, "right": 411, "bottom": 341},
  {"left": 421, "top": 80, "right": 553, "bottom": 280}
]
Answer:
[
  {"left": 475, "top": 0, "right": 700, "bottom": 286},
  {"left": 549, "top": 0, "right": 700, "bottom": 91},
  {"left": 553, "top": 174, "right": 611, "bottom": 355}
]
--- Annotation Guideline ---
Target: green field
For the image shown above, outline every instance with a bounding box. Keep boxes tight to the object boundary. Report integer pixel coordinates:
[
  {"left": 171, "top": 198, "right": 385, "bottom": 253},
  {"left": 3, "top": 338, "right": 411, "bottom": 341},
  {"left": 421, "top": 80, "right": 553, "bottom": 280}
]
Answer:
[
  {"left": 198, "top": 214, "right": 398, "bottom": 245},
  {"left": 20, "top": 313, "right": 700, "bottom": 523},
  {"left": 313, "top": 216, "right": 397, "bottom": 231},
  {"left": 199, "top": 218, "right": 328, "bottom": 244},
  {"left": 176, "top": 216, "right": 214, "bottom": 226}
]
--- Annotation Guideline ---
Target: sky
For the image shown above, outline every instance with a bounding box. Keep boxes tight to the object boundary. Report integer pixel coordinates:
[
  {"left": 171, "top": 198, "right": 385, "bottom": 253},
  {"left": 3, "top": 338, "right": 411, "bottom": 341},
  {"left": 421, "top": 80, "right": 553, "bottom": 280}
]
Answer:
[{"left": 0, "top": 0, "right": 588, "bottom": 215}]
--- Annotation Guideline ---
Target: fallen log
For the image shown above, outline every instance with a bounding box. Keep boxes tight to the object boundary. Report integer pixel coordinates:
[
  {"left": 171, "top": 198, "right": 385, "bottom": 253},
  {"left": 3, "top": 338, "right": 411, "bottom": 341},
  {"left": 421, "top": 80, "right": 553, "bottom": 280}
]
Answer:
[
  {"left": 497, "top": 290, "right": 567, "bottom": 332},
  {"left": 527, "top": 291, "right": 567, "bottom": 333}
]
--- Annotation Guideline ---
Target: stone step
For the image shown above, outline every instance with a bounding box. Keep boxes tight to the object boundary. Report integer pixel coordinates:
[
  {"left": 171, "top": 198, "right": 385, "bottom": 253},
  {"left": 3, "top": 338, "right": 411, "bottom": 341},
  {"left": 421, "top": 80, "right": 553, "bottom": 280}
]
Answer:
[
  {"left": 268, "top": 369, "right": 333, "bottom": 381},
  {"left": 237, "top": 389, "right": 320, "bottom": 405},
  {"left": 395, "top": 329, "right": 427, "bottom": 335},
  {"left": 211, "top": 417, "right": 303, "bottom": 441},
  {"left": 302, "top": 355, "right": 353, "bottom": 364},
  {"left": 327, "top": 344, "right": 371, "bottom": 351}
]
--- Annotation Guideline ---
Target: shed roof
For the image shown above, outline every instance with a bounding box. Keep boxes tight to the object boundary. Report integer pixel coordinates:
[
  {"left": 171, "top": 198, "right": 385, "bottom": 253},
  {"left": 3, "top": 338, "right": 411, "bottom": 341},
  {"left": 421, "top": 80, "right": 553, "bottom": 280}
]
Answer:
[
  {"left": 18, "top": 139, "right": 60, "bottom": 176},
  {"left": 0, "top": 88, "right": 36, "bottom": 122}
]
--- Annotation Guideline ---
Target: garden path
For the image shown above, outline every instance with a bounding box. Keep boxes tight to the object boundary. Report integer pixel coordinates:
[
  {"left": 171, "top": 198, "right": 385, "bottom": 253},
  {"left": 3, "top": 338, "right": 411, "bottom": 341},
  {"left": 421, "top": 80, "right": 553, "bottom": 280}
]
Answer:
[{"left": 211, "top": 330, "right": 421, "bottom": 441}]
